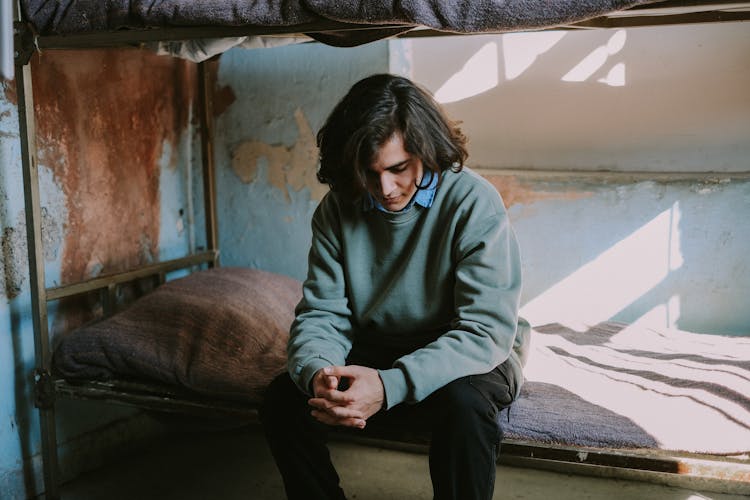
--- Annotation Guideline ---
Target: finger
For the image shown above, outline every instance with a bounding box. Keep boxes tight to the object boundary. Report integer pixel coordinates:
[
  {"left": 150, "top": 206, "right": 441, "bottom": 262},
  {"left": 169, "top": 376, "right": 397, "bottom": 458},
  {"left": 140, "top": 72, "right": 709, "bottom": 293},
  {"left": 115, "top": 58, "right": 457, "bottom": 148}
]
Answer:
[
  {"left": 308, "top": 398, "right": 364, "bottom": 419},
  {"left": 325, "top": 375, "right": 338, "bottom": 390},
  {"left": 341, "top": 417, "right": 366, "bottom": 429},
  {"left": 322, "top": 365, "right": 358, "bottom": 378},
  {"left": 314, "top": 385, "right": 356, "bottom": 404},
  {"left": 324, "top": 405, "right": 364, "bottom": 420},
  {"left": 311, "top": 410, "right": 366, "bottom": 429},
  {"left": 308, "top": 397, "right": 338, "bottom": 410},
  {"left": 320, "top": 389, "right": 356, "bottom": 404},
  {"left": 312, "top": 373, "right": 339, "bottom": 398},
  {"left": 313, "top": 371, "right": 338, "bottom": 387}
]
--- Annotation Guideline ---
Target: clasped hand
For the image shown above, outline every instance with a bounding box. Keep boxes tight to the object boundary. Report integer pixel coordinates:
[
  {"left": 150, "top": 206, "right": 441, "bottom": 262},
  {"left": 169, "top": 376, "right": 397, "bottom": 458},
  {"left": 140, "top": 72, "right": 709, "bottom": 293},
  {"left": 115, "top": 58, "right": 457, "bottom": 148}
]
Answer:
[{"left": 309, "top": 365, "right": 385, "bottom": 429}]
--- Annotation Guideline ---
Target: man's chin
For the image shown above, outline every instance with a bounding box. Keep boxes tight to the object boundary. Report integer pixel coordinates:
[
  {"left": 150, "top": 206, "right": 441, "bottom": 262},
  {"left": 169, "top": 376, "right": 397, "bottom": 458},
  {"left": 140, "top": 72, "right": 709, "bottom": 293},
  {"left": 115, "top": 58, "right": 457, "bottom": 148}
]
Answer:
[{"left": 382, "top": 199, "right": 406, "bottom": 211}]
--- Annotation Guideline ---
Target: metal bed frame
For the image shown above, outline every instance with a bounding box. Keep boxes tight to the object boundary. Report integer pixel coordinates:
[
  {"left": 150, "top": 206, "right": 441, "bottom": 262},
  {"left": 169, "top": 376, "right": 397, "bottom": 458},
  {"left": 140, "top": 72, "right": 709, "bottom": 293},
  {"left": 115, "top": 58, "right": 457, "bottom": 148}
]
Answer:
[{"left": 11, "top": 1, "right": 750, "bottom": 498}]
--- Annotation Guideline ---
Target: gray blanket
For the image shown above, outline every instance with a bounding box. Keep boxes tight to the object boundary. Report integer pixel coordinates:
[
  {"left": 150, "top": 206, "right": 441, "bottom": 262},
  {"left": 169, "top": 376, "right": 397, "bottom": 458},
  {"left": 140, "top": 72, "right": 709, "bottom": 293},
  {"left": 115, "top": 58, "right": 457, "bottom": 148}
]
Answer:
[{"left": 22, "top": 0, "right": 658, "bottom": 46}]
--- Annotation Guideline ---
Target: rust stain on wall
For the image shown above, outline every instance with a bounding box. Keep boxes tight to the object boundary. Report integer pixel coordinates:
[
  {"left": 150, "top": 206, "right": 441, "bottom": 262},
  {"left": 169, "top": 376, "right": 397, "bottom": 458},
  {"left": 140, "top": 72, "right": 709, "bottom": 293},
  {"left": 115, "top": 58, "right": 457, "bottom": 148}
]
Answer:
[
  {"left": 214, "top": 80, "right": 236, "bottom": 118},
  {"left": 484, "top": 175, "right": 592, "bottom": 208},
  {"left": 30, "top": 49, "right": 197, "bottom": 330},
  {"left": 2, "top": 78, "right": 17, "bottom": 105},
  {"left": 200, "top": 57, "right": 235, "bottom": 117},
  {"left": 214, "top": 84, "right": 237, "bottom": 117},
  {"left": 231, "top": 108, "right": 327, "bottom": 201}
]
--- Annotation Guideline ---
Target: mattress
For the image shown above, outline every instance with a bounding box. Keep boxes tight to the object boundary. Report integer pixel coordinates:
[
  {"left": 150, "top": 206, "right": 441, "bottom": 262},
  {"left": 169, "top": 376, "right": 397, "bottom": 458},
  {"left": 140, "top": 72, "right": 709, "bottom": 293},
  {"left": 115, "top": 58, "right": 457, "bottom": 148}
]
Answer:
[{"left": 22, "top": 0, "right": 658, "bottom": 46}]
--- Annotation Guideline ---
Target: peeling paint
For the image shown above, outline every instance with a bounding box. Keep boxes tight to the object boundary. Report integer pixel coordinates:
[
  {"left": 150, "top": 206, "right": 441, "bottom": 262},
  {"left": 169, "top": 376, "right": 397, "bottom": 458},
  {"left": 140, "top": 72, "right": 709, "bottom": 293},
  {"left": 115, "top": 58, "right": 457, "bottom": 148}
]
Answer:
[
  {"left": 231, "top": 107, "right": 327, "bottom": 201},
  {"left": 1, "top": 209, "right": 63, "bottom": 299},
  {"left": 84, "top": 257, "right": 104, "bottom": 278},
  {"left": 484, "top": 175, "right": 593, "bottom": 208},
  {"left": 2, "top": 225, "right": 24, "bottom": 299},
  {"left": 693, "top": 178, "right": 731, "bottom": 195},
  {"left": 1, "top": 79, "right": 16, "bottom": 105}
]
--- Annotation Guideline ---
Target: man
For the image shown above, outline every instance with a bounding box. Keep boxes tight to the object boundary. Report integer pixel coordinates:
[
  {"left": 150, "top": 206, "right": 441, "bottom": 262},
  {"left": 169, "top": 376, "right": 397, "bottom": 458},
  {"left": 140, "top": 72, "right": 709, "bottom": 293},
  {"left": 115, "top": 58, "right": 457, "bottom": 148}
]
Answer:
[{"left": 261, "top": 73, "right": 530, "bottom": 500}]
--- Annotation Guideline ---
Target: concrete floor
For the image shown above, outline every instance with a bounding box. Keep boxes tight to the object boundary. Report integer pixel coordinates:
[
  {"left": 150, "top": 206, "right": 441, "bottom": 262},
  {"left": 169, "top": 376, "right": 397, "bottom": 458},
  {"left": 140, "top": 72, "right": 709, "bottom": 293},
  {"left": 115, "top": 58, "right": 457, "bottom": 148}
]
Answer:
[{"left": 60, "top": 425, "right": 747, "bottom": 500}]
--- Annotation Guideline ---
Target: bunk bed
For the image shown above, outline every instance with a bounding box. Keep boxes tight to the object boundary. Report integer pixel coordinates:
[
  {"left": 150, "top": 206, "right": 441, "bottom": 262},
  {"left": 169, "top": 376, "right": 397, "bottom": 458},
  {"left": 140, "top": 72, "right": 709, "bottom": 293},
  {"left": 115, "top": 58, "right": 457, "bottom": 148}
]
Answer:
[{"left": 10, "top": 1, "right": 750, "bottom": 498}]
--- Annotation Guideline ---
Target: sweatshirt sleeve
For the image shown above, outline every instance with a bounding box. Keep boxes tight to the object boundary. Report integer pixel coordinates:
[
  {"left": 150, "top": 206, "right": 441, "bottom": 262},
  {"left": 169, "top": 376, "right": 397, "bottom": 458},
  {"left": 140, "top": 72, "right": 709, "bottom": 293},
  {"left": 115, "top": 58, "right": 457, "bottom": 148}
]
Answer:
[
  {"left": 287, "top": 196, "right": 354, "bottom": 395},
  {"left": 378, "top": 203, "right": 522, "bottom": 408}
]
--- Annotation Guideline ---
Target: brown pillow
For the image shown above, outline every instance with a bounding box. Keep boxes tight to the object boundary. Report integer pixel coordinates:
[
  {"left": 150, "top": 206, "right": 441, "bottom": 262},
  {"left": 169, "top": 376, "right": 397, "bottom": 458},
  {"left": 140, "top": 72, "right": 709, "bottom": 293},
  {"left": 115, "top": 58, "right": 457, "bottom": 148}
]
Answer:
[{"left": 52, "top": 267, "right": 301, "bottom": 403}]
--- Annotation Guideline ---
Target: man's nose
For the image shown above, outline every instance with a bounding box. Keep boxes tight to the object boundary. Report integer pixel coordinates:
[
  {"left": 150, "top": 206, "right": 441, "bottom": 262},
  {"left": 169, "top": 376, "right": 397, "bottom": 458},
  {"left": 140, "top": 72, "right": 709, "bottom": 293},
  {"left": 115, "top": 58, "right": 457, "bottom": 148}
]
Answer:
[{"left": 380, "top": 173, "right": 396, "bottom": 195}]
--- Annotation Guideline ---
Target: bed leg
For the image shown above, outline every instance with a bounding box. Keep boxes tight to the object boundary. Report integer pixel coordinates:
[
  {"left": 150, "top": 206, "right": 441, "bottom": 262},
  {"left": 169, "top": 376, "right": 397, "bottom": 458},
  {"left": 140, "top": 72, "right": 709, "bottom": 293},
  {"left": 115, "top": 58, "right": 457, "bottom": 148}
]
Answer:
[
  {"left": 34, "top": 369, "right": 60, "bottom": 499},
  {"left": 38, "top": 406, "right": 61, "bottom": 500}
]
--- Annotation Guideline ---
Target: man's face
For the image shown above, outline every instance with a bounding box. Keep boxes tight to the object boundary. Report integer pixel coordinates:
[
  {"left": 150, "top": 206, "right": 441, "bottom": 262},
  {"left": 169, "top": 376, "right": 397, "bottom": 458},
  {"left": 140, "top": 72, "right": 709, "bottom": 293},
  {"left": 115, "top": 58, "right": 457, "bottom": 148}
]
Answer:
[{"left": 366, "top": 133, "right": 424, "bottom": 212}]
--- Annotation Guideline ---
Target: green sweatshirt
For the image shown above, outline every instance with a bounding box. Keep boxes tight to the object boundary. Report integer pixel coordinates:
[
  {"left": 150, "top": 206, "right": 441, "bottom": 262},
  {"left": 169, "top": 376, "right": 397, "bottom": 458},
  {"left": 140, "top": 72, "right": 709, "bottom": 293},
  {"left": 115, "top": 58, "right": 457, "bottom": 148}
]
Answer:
[{"left": 288, "top": 167, "right": 528, "bottom": 409}]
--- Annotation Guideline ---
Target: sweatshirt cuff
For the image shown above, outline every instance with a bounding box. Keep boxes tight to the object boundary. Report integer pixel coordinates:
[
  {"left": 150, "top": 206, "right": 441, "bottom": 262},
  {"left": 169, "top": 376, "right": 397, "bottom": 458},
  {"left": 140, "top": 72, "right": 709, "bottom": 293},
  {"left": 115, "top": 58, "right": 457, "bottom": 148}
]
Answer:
[
  {"left": 378, "top": 368, "right": 409, "bottom": 410},
  {"left": 294, "top": 358, "right": 333, "bottom": 397}
]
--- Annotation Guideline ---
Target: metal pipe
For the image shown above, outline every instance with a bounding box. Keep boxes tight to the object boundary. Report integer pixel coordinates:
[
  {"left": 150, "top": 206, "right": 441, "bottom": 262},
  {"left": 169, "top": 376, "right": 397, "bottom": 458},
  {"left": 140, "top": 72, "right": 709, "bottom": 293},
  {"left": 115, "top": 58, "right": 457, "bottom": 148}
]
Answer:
[{"left": 197, "top": 61, "right": 219, "bottom": 267}]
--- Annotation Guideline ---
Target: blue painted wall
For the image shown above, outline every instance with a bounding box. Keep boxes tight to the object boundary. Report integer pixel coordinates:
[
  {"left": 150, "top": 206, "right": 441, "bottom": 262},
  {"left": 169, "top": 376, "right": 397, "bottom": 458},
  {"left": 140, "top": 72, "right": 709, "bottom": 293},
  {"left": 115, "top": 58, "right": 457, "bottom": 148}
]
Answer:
[
  {"left": 212, "top": 41, "right": 389, "bottom": 281},
  {"left": 502, "top": 176, "right": 750, "bottom": 335}
]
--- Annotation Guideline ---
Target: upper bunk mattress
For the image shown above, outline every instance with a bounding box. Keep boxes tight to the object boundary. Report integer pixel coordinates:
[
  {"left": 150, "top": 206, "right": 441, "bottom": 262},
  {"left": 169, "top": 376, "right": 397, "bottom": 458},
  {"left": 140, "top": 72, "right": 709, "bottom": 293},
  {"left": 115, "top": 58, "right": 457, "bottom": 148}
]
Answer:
[{"left": 22, "top": 0, "right": 659, "bottom": 44}]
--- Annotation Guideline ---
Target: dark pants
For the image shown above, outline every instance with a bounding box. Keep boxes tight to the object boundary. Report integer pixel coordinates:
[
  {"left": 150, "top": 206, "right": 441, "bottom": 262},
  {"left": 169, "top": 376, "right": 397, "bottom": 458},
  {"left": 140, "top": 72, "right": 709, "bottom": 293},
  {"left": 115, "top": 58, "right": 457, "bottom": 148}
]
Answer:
[{"left": 260, "top": 361, "right": 515, "bottom": 500}]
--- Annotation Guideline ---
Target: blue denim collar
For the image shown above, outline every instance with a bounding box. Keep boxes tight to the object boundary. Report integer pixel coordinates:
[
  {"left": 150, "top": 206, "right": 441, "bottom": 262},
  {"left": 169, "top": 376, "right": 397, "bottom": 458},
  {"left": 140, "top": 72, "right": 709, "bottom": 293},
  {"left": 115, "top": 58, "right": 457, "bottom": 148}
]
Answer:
[{"left": 363, "top": 169, "right": 438, "bottom": 213}]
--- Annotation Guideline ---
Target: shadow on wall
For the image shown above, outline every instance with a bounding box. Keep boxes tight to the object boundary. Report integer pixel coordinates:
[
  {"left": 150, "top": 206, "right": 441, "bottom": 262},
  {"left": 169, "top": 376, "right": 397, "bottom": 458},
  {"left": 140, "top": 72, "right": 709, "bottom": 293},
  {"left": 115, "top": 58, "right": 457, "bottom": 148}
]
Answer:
[
  {"left": 430, "top": 29, "right": 626, "bottom": 104},
  {"left": 1, "top": 75, "right": 39, "bottom": 497},
  {"left": 403, "top": 26, "right": 750, "bottom": 335},
  {"left": 410, "top": 25, "right": 750, "bottom": 172}
]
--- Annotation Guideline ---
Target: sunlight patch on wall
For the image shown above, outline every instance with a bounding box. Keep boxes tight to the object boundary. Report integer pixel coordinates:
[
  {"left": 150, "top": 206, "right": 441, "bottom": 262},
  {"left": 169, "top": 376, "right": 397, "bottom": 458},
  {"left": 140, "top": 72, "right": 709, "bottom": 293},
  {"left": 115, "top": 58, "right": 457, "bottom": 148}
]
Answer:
[
  {"left": 521, "top": 202, "right": 683, "bottom": 329},
  {"left": 562, "top": 29, "right": 627, "bottom": 86},
  {"left": 598, "top": 62, "right": 626, "bottom": 87},
  {"left": 502, "top": 31, "right": 566, "bottom": 80},
  {"left": 434, "top": 42, "right": 498, "bottom": 104}
]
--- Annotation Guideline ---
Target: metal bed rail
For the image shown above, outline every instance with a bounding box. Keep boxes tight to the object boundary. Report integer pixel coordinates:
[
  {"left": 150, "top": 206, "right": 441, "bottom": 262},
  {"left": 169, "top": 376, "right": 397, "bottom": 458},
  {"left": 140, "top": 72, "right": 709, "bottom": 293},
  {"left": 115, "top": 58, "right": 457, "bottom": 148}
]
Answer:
[{"left": 13, "top": 0, "right": 221, "bottom": 492}]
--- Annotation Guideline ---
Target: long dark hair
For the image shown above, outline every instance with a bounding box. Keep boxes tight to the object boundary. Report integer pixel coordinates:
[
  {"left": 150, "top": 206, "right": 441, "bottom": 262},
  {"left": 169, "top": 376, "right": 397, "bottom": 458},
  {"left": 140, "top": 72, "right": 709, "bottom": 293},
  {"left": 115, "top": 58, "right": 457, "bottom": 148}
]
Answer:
[{"left": 317, "top": 74, "right": 468, "bottom": 201}]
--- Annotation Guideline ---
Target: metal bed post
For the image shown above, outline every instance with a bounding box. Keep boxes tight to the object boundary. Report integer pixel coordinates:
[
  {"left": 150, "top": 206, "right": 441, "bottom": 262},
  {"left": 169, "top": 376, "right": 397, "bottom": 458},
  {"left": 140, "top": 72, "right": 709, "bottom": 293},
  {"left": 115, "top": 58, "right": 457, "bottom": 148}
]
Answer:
[
  {"left": 13, "top": 4, "right": 61, "bottom": 498},
  {"left": 197, "top": 61, "right": 220, "bottom": 268}
]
